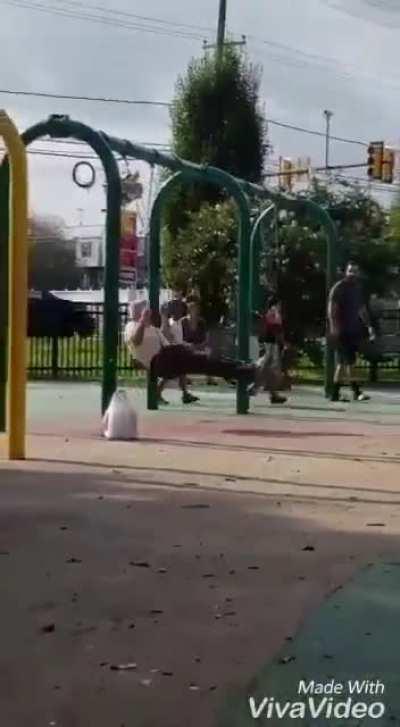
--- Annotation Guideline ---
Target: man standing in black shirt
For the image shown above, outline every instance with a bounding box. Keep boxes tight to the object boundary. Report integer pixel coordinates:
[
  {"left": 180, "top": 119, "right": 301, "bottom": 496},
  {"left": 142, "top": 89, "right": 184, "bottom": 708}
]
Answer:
[{"left": 328, "top": 262, "right": 374, "bottom": 402}]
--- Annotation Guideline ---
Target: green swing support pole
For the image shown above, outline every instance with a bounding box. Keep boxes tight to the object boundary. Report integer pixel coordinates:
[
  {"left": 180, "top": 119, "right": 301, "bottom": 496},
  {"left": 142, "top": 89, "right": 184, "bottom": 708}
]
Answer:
[
  {"left": 250, "top": 203, "right": 275, "bottom": 313},
  {"left": 146, "top": 172, "right": 179, "bottom": 411},
  {"left": 0, "top": 116, "right": 122, "bottom": 417},
  {"left": 91, "top": 130, "right": 339, "bottom": 400},
  {"left": 245, "top": 185, "right": 339, "bottom": 397},
  {"left": 302, "top": 199, "right": 338, "bottom": 397},
  {"left": 0, "top": 114, "right": 338, "bottom": 421},
  {"left": 147, "top": 166, "right": 252, "bottom": 415}
]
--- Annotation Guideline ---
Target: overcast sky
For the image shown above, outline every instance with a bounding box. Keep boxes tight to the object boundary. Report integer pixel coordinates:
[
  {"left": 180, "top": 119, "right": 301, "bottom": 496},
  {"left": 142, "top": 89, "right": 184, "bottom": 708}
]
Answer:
[{"left": 1, "top": 0, "right": 400, "bottom": 232}]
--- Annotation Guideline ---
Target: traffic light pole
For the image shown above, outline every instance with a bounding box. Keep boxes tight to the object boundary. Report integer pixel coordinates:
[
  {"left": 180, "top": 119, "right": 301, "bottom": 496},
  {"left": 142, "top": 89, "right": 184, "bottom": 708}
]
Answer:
[{"left": 323, "top": 110, "right": 333, "bottom": 169}]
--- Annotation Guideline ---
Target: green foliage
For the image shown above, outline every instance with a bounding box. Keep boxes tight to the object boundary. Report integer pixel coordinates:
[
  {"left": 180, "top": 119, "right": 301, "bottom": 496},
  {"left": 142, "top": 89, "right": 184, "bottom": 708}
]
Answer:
[
  {"left": 387, "top": 192, "right": 400, "bottom": 285},
  {"left": 389, "top": 195, "right": 400, "bottom": 243},
  {"left": 163, "top": 45, "right": 266, "bottom": 239},
  {"left": 271, "top": 180, "right": 398, "bottom": 349},
  {"left": 163, "top": 201, "right": 237, "bottom": 325},
  {"left": 308, "top": 181, "right": 397, "bottom": 298},
  {"left": 275, "top": 231, "right": 326, "bottom": 345},
  {"left": 171, "top": 46, "right": 266, "bottom": 181},
  {"left": 302, "top": 179, "right": 386, "bottom": 254}
]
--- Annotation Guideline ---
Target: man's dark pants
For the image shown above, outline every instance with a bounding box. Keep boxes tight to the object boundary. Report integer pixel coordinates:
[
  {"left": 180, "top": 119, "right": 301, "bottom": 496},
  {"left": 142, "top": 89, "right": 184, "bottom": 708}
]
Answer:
[
  {"left": 335, "top": 331, "right": 361, "bottom": 366},
  {"left": 151, "top": 345, "right": 253, "bottom": 382}
]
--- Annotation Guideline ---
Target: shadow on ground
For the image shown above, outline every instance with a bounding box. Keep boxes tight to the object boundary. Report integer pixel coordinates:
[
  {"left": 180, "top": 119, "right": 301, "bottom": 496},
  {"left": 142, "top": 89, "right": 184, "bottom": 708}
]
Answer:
[{"left": 0, "top": 464, "right": 399, "bottom": 727}]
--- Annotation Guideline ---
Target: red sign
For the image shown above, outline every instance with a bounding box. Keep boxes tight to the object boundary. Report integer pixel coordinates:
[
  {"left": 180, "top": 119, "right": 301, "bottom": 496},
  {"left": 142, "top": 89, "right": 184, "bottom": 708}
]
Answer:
[{"left": 120, "top": 211, "right": 138, "bottom": 286}]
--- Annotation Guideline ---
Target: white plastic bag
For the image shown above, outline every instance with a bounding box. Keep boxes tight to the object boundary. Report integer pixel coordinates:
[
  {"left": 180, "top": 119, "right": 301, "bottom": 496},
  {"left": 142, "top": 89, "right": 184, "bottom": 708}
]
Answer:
[{"left": 102, "top": 390, "right": 138, "bottom": 441}]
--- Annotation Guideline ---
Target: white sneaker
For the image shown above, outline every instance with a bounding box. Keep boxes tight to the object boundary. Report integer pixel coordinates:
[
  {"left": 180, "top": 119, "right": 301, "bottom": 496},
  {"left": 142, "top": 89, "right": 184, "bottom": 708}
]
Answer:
[{"left": 355, "top": 392, "right": 370, "bottom": 402}]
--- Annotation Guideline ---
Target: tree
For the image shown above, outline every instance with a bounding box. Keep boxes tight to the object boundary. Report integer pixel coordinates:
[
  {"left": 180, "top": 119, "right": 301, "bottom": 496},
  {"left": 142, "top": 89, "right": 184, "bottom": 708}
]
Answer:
[
  {"left": 268, "top": 180, "right": 398, "bottom": 356},
  {"left": 274, "top": 223, "right": 326, "bottom": 347},
  {"left": 171, "top": 46, "right": 267, "bottom": 183},
  {"left": 389, "top": 193, "right": 400, "bottom": 244},
  {"left": 29, "top": 216, "right": 81, "bottom": 290},
  {"left": 307, "top": 180, "right": 396, "bottom": 299},
  {"left": 163, "top": 46, "right": 268, "bottom": 307},
  {"left": 164, "top": 201, "right": 237, "bottom": 325}
]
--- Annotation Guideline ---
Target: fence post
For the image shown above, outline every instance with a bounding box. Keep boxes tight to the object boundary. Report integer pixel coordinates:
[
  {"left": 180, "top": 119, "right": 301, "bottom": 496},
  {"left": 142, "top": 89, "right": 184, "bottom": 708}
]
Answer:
[
  {"left": 51, "top": 337, "right": 59, "bottom": 379},
  {"left": 369, "top": 360, "right": 378, "bottom": 384}
]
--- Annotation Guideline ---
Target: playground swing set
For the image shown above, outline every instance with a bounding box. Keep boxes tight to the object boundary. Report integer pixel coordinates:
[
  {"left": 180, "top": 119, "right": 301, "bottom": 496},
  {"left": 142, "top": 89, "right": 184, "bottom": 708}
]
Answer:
[{"left": 0, "top": 112, "right": 339, "bottom": 461}]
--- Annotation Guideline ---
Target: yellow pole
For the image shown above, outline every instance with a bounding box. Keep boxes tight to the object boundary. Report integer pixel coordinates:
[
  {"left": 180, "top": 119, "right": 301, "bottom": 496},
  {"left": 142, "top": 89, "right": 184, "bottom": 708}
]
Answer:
[{"left": 0, "top": 111, "right": 28, "bottom": 460}]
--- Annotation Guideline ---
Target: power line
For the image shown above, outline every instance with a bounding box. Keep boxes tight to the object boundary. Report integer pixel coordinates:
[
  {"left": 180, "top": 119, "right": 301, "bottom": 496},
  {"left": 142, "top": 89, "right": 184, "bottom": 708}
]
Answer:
[
  {"left": 0, "top": 87, "right": 170, "bottom": 107},
  {"left": 321, "top": 0, "right": 400, "bottom": 28},
  {"left": 24, "top": 0, "right": 399, "bottom": 94},
  {"left": 6, "top": 0, "right": 400, "bottom": 98},
  {"left": 249, "top": 35, "right": 400, "bottom": 92},
  {"left": 16, "top": 0, "right": 399, "bottom": 91},
  {"left": 19, "top": 0, "right": 400, "bottom": 97},
  {"left": 2, "top": 0, "right": 207, "bottom": 40},
  {"left": 50, "top": 0, "right": 215, "bottom": 34},
  {"left": 266, "top": 118, "right": 368, "bottom": 147},
  {"left": 0, "top": 86, "right": 369, "bottom": 147}
]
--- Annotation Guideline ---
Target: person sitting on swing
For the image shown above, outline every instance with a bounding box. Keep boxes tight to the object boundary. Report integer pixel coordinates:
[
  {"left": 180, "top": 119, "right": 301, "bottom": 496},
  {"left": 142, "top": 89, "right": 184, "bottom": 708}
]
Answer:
[
  {"left": 124, "top": 304, "right": 257, "bottom": 395},
  {"left": 125, "top": 302, "right": 197, "bottom": 405}
]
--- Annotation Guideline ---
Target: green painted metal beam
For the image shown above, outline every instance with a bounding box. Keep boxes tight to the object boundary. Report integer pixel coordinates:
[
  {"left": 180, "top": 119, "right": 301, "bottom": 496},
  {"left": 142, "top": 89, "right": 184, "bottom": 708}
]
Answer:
[
  {"left": 0, "top": 116, "right": 122, "bottom": 415},
  {"left": 249, "top": 193, "right": 339, "bottom": 396},
  {"left": 148, "top": 167, "right": 252, "bottom": 415},
  {"left": 250, "top": 203, "right": 275, "bottom": 314},
  {"left": 98, "top": 140, "right": 339, "bottom": 396},
  {"left": 0, "top": 114, "right": 339, "bottom": 420}
]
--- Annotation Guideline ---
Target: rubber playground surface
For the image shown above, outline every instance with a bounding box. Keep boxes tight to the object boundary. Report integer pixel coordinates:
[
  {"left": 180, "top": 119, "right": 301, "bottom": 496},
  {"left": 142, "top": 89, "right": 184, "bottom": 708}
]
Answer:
[{"left": 1, "top": 381, "right": 400, "bottom": 726}]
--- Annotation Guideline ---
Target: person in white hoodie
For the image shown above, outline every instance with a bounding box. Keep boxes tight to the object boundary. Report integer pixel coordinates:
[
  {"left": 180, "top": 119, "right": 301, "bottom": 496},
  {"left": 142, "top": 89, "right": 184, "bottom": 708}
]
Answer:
[
  {"left": 125, "top": 302, "right": 197, "bottom": 405},
  {"left": 124, "top": 304, "right": 255, "bottom": 399}
]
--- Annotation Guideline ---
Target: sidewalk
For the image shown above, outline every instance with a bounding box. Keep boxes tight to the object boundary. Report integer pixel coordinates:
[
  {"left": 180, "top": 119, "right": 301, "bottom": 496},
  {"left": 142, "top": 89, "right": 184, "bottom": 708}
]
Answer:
[{"left": 1, "top": 382, "right": 400, "bottom": 726}]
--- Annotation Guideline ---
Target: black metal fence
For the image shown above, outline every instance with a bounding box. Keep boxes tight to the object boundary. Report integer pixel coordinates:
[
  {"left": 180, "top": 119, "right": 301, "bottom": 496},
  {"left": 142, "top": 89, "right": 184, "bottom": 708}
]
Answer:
[
  {"left": 27, "top": 304, "right": 400, "bottom": 382},
  {"left": 28, "top": 303, "right": 140, "bottom": 380}
]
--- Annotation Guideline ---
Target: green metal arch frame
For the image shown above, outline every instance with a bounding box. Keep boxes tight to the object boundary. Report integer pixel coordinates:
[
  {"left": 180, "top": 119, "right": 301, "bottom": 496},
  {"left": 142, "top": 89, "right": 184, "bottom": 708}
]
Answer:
[
  {"left": 59, "top": 120, "right": 340, "bottom": 401},
  {"left": 0, "top": 114, "right": 340, "bottom": 428},
  {"left": 148, "top": 168, "right": 252, "bottom": 415},
  {"left": 249, "top": 193, "right": 339, "bottom": 396},
  {"left": 0, "top": 115, "right": 122, "bottom": 422},
  {"left": 250, "top": 203, "right": 275, "bottom": 314}
]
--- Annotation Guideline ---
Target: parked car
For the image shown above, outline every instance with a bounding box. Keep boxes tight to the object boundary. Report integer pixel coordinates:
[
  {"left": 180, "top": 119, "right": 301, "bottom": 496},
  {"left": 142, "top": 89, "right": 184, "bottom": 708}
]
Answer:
[{"left": 28, "top": 291, "right": 95, "bottom": 338}]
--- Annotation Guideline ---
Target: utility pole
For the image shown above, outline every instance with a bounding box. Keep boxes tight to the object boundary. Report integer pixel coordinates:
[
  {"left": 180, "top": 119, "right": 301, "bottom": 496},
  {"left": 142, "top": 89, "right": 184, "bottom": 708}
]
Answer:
[
  {"left": 217, "top": 0, "right": 227, "bottom": 60},
  {"left": 203, "top": 0, "right": 246, "bottom": 54},
  {"left": 323, "top": 109, "right": 333, "bottom": 168}
]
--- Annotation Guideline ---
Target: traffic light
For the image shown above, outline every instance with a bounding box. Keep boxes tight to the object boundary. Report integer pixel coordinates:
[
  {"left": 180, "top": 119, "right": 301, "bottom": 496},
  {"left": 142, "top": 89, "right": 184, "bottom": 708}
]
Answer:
[
  {"left": 367, "top": 141, "right": 384, "bottom": 180},
  {"left": 382, "top": 148, "right": 395, "bottom": 184}
]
